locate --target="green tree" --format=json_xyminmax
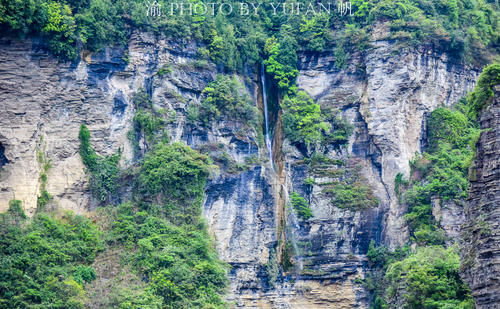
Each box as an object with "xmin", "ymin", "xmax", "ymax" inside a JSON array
[
  {"xmin": 199, "ymin": 74, "xmax": 258, "ymax": 127},
  {"xmin": 281, "ymin": 91, "xmax": 329, "ymax": 144},
  {"xmin": 385, "ymin": 246, "xmax": 474, "ymax": 309},
  {"xmin": 289, "ymin": 192, "xmax": 313, "ymax": 220}
]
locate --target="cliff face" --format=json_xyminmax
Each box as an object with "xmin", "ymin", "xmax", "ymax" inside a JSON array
[
  {"xmin": 0, "ymin": 32, "xmax": 483, "ymax": 308},
  {"xmin": 461, "ymin": 85, "xmax": 500, "ymax": 308}
]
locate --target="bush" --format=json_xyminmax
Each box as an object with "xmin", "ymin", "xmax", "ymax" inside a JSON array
[
  {"xmin": 264, "ymin": 33, "xmax": 299, "ymax": 91},
  {"xmin": 0, "ymin": 211, "xmax": 102, "ymax": 308},
  {"xmin": 138, "ymin": 142, "xmax": 212, "ymax": 224},
  {"xmin": 385, "ymin": 246, "xmax": 474, "ymax": 309},
  {"xmin": 281, "ymin": 91, "xmax": 329, "ymax": 145},
  {"xmin": 427, "ymin": 107, "xmax": 471, "ymax": 152},
  {"xmin": 468, "ymin": 63, "xmax": 500, "ymax": 118},
  {"xmin": 322, "ymin": 111, "xmax": 354, "ymax": 146},
  {"xmin": 131, "ymin": 89, "xmax": 167, "ymax": 147},
  {"xmin": 109, "ymin": 203, "xmax": 228, "ymax": 308},
  {"xmin": 79, "ymin": 124, "xmax": 121, "ymax": 202},
  {"xmin": 289, "ymin": 192, "xmax": 313, "ymax": 220},
  {"xmin": 402, "ymin": 98, "xmax": 479, "ymax": 244},
  {"xmin": 329, "ymin": 182, "xmax": 379, "ymax": 211},
  {"xmin": 7, "ymin": 199, "xmax": 26, "ymax": 220},
  {"xmin": 298, "ymin": 13, "xmax": 332, "ymax": 52},
  {"xmin": 199, "ymin": 74, "xmax": 259, "ymax": 128},
  {"xmin": 322, "ymin": 164, "xmax": 379, "ymax": 211},
  {"xmin": 73, "ymin": 265, "xmax": 97, "ymax": 285}
]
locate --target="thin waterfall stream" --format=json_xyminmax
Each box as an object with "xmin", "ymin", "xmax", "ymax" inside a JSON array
[{"xmin": 260, "ymin": 64, "xmax": 274, "ymax": 169}]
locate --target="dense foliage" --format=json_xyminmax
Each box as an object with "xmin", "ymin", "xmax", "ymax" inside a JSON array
[
  {"xmin": 281, "ymin": 91, "xmax": 329, "ymax": 144},
  {"xmin": 0, "ymin": 204, "xmax": 102, "ymax": 308},
  {"xmin": 197, "ymin": 74, "xmax": 259, "ymax": 128},
  {"xmin": 138, "ymin": 142, "xmax": 212, "ymax": 224},
  {"xmin": 1, "ymin": 0, "xmax": 497, "ymax": 66},
  {"xmin": 289, "ymin": 192, "xmax": 313, "ymax": 220},
  {"xmin": 108, "ymin": 203, "xmax": 228, "ymax": 308},
  {"xmin": 78, "ymin": 127, "xmax": 228, "ymax": 308},
  {"xmin": 79, "ymin": 124, "xmax": 121, "ymax": 202},
  {"xmin": 385, "ymin": 246, "xmax": 474, "ymax": 309},
  {"xmin": 362, "ymin": 66, "xmax": 499, "ymax": 308},
  {"xmin": 403, "ymin": 100, "xmax": 479, "ymax": 245},
  {"xmin": 103, "ymin": 140, "xmax": 227, "ymax": 308},
  {"xmin": 468, "ymin": 62, "xmax": 500, "ymax": 118}
]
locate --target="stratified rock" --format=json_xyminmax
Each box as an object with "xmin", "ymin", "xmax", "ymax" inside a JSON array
[{"xmin": 461, "ymin": 85, "xmax": 500, "ymax": 308}]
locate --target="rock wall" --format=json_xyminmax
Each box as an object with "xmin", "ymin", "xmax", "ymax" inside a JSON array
[
  {"xmin": 0, "ymin": 38, "xmax": 131, "ymax": 215},
  {"xmin": 0, "ymin": 32, "xmax": 483, "ymax": 308},
  {"xmin": 461, "ymin": 85, "xmax": 500, "ymax": 308}
]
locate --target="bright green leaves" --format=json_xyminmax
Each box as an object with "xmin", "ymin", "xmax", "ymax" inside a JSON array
[
  {"xmin": 138, "ymin": 142, "xmax": 212, "ymax": 224},
  {"xmin": 468, "ymin": 63, "xmax": 500, "ymax": 118},
  {"xmin": 289, "ymin": 192, "xmax": 313, "ymax": 220},
  {"xmin": 73, "ymin": 265, "xmax": 97, "ymax": 285},
  {"xmin": 110, "ymin": 203, "xmax": 228, "ymax": 308},
  {"xmin": 40, "ymin": 1, "xmax": 78, "ymax": 59},
  {"xmin": 427, "ymin": 107, "xmax": 472, "ymax": 152},
  {"xmin": 385, "ymin": 246, "xmax": 474, "ymax": 309},
  {"xmin": 41, "ymin": 1, "xmax": 73, "ymax": 33},
  {"xmin": 138, "ymin": 142, "xmax": 211, "ymax": 199},
  {"xmin": 281, "ymin": 91, "xmax": 329, "ymax": 145},
  {"xmin": 79, "ymin": 124, "xmax": 121, "ymax": 202},
  {"xmin": 281, "ymin": 91, "xmax": 354, "ymax": 147},
  {"xmin": 198, "ymin": 74, "xmax": 259, "ymax": 128},
  {"xmin": 264, "ymin": 35, "xmax": 299, "ymax": 91},
  {"xmin": 299, "ymin": 13, "xmax": 332, "ymax": 52},
  {"xmin": 78, "ymin": 124, "xmax": 98, "ymax": 170},
  {"xmin": 75, "ymin": 0, "xmax": 123, "ymax": 51},
  {"xmin": 399, "ymin": 96, "xmax": 480, "ymax": 246},
  {"xmin": 0, "ymin": 211, "xmax": 102, "ymax": 308}
]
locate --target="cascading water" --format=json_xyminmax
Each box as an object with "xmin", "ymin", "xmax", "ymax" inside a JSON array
[{"xmin": 260, "ymin": 64, "xmax": 274, "ymax": 169}]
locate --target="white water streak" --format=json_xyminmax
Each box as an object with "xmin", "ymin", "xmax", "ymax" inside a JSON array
[{"xmin": 261, "ymin": 64, "xmax": 274, "ymax": 168}]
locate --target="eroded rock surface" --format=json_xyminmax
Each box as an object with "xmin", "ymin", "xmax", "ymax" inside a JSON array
[
  {"xmin": 461, "ymin": 86, "xmax": 500, "ymax": 309},
  {"xmin": 0, "ymin": 32, "xmax": 485, "ymax": 309}
]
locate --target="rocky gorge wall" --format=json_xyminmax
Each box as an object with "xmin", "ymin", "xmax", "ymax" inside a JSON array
[
  {"xmin": 461, "ymin": 85, "xmax": 500, "ymax": 309},
  {"xmin": 0, "ymin": 31, "xmax": 486, "ymax": 308}
]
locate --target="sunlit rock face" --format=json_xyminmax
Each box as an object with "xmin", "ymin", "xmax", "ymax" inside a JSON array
[{"xmin": 0, "ymin": 31, "xmax": 484, "ymax": 308}]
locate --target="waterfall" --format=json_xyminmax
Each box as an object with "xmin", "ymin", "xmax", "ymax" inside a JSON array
[{"xmin": 261, "ymin": 64, "xmax": 274, "ymax": 168}]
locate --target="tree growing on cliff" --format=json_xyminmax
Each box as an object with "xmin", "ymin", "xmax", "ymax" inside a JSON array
[{"xmin": 281, "ymin": 91, "xmax": 329, "ymax": 145}]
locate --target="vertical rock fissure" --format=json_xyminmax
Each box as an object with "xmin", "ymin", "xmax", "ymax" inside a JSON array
[{"xmin": 0, "ymin": 142, "xmax": 8, "ymax": 169}]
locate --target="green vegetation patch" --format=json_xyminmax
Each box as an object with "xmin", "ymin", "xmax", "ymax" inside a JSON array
[
  {"xmin": 321, "ymin": 163, "xmax": 379, "ymax": 211},
  {"xmin": 289, "ymin": 192, "xmax": 313, "ymax": 220},
  {"xmin": 281, "ymin": 91, "xmax": 330, "ymax": 145},
  {"xmin": 401, "ymin": 98, "xmax": 479, "ymax": 245},
  {"xmin": 197, "ymin": 74, "xmax": 259, "ymax": 129},
  {"xmin": 0, "ymin": 205, "xmax": 102, "ymax": 308},
  {"xmin": 107, "ymin": 203, "xmax": 228, "ymax": 309},
  {"xmin": 385, "ymin": 246, "xmax": 474, "ymax": 309},
  {"xmin": 79, "ymin": 124, "xmax": 121, "ymax": 203},
  {"xmin": 468, "ymin": 63, "xmax": 500, "ymax": 118}
]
